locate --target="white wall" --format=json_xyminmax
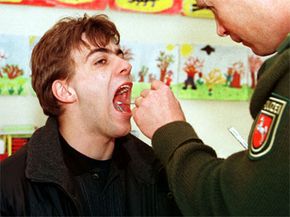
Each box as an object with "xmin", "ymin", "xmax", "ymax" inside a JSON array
[{"xmin": 0, "ymin": 4, "xmax": 252, "ymax": 158}]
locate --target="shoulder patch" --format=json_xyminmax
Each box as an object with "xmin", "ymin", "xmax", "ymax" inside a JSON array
[{"xmin": 249, "ymin": 95, "xmax": 288, "ymax": 159}]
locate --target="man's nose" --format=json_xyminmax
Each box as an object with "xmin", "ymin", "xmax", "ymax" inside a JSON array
[
  {"xmin": 215, "ymin": 19, "xmax": 228, "ymax": 37},
  {"xmin": 118, "ymin": 59, "xmax": 132, "ymax": 75}
]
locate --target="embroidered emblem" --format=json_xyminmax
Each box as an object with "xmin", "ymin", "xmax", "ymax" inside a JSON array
[{"xmin": 249, "ymin": 96, "xmax": 287, "ymax": 159}]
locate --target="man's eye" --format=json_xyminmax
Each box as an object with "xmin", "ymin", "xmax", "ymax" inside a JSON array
[{"xmin": 94, "ymin": 59, "xmax": 107, "ymax": 65}]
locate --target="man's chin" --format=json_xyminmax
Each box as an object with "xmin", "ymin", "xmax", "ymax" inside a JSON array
[
  {"xmin": 251, "ymin": 46, "xmax": 274, "ymax": 57},
  {"xmin": 116, "ymin": 125, "xmax": 132, "ymax": 138}
]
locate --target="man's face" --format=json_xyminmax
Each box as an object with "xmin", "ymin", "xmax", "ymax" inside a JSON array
[
  {"xmin": 68, "ymin": 35, "xmax": 133, "ymax": 139},
  {"xmin": 196, "ymin": 0, "xmax": 278, "ymax": 55}
]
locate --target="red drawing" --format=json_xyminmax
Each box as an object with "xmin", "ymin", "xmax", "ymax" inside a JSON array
[
  {"xmin": 229, "ymin": 61, "xmax": 244, "ymax": 88},
  {"xmin": 156, "ymin": 51, "xmax": 174, "ymax": 82},
  {"xmin": 1, "ymin": 64, "xmax": 24, "ymax": 79},
  {"xmin": 164, "ymin": 70, "xmax": 173, "ymax": 86},
  {"xmin": 182, "ymin": 57, "xmax": 204, "ymax": 90},
  {"xmin": 248, "ymin": 55, "xmax": 263, "ymax": 89}
]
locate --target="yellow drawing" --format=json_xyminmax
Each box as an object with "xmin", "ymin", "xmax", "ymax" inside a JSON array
[
  {"xmin": 29, "ymin": 36, "xmax": 38, "ymax": 47},
  {"xmin": 0, "ymin": 0, "xmax": 22, "ymax": 2},
  {"xmin": 115, "ymin": 0, "xmax": 174, "ymax": 13},
  {"xmin": 180, "ymin": 44, "xmax": 193, "ymax": 57},
  {"xmin": 166, "ymin": 44, "xmax": 175, "ymax": 51},
  {"xmin": 205, "ymin": 68, "xmax": 225, "ymax": 85}
]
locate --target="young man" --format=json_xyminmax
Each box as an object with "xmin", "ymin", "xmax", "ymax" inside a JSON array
[
  {"xmin": 0, "ymin": 14, "xmax": 181, "ymax": 216},
  {"xmin": 133, "ymin": 0, "xmax": 289, "ymax": 216}
]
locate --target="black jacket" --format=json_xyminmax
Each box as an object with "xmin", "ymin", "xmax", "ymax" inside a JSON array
[{"xmin": 0, "ymin": 117, "xmax": 181, "ymax": 216}]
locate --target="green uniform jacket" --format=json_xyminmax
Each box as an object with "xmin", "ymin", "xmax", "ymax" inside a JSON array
[{"xmin": 152, "ymin": 35, "xmax": 290, "ymax": 216}]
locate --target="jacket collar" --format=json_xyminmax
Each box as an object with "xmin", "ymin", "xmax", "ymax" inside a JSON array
[
  {"xmin": 249, "ymin": 36, "xmax": 290, "ymax": 118},
  {"xmin": 25, "ymin": 117, "xmax": 74, "ymax": 193},
  {"xmin": 277, "ymin": 33, "xmax": 290, "ymax": 54},
  {"xmin": 25, "ymin": 117, "xmax": 160, "ymax": 192}
]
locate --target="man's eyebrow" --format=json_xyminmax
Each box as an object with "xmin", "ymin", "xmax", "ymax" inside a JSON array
[
  {"xmin": 116, "ymin": 48, "xmax": 124, "ymax": 56},
  {"xmin": 86, "ymin": 48, "xmax": 111, "ymax": 61},
  {"xmin": 86, "ymin": 47, "xmax": 123, "ymax": 61}
]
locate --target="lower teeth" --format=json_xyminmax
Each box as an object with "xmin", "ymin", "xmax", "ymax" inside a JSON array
[{"xmin": 116, "ymin": 104, "xmax": 124, "ymax": 112}]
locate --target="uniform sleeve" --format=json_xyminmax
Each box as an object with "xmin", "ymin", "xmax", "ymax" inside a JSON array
[{"xmin": 152, "ymin": 121, "xmax": 289, "ymax": 216}]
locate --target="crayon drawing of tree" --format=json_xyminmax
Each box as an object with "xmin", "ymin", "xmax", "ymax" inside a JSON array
[
  {"xmin": 138, "ymin": 65, "xmax": 149, "ymax": 82},
  {"xmin": 156, "ymin": 51, "xmax": 174, "ymax": 82}
]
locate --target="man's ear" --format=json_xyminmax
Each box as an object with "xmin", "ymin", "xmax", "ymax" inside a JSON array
[{"xmin": 52, "ymin": 80, "xmax": 77, "ymax": 103}]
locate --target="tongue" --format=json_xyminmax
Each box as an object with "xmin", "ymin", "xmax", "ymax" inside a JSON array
[{"xmin": 113, "ymin": 93, "xmax": 131, "ymax": 113}]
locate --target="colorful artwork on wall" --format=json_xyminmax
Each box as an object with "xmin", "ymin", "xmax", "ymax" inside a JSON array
[
  {"xmin": 0, "ymin": 0, "xmax": 215, "ymax": 18},
  {"xmin": 0, "ymin": 34, "xmax": 266, "ymax": 100},
  {"xmin": 0, "ymin": 34, "xmax": 31, "ymax": 96},
  {"xmin": 0, "ymin": 0, "xmax": 107, "ymax": 9},
  {"xmin": 0, "ymin": 0, "xmax": 23, "ymax": 3},
  {"xmin": 178, "ymin": 44, "xmax": 253, "ymax": 100},
  {"xmin": 109, "ymin": 0, "xmax": 182, "ymax": 14},
  {"xmin": 0, "ymin": 0, "xmax": 53, "ymax": 7},
  {"xmin": 121, "ymin": 41, "xmax": 179, "ymax": 98},
  {"xmin": 27, "ymin": 35, "xmax": 41, "ymax": 95},
  {"xmin": 48, "ymin": 0, "xmax": 107, "ymax": 9}
]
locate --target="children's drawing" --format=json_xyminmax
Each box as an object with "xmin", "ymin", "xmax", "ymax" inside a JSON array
[
  {"xmin": 182, "ymin": 57, "xmax": 204, "ymax": 90},
  {"xmin": 248, "ymin": 54, "xmax": 263, "ymax": 89},
  {"xmin": 229, "ymin": 61, "xmax": 245, "ymax": 88},
  {"xmin": 205, "ymin": 68, "xmax": 226, "ymax": 96},
  {"xmin": 0, "ymin": 0, "xmax": 53, "ymax": 7},
  {"xmin": 121, "ymin": 41, "xmax": 179, "ymax": 98},
  {"xmin": 0, "ymin": 0, "xmax": 25, "ymax": 4},
  {"xmin": 178, "ymin": 44, "xmax": 252, "ymax": 100},
  {"xmin": 164, "ymin": 70, "xmax": 173, "ymax": 86},
  {"xmin": 138, "ymin": 65, "xmax": 149, "ymax": 82},
  {"xmin": 0, "ymin": 33, "xmax": 268, "ymax": 101},
  {"xmin": 0, "ymin": 0, "xmax": 107, "ymax": 8},
  {"xmin": 51, "ymin": 0, "xmax": 107, "ymax": 9},
  {"xmin": 27, "ymin": 35, "xmax": 41, "ymax": 95},
  {"xmin": 109, "ymin": 0, "xmax": 181, "ymax": 14},
  {"xmin": 181, "ymin": 0, "xmax": 214, "ymax": 19},
  {"xmin": 156, "ymin": 51, "xmax": 174, "ymax": 82},
  {"xmin": 0, "ymin": 35, "xmax": 30, "ymax": 96},
  {"xmin": 201, "ymin": 45, "xmax": 215, "ymax": 55},
  {"xmin": 128, "ymin": 0, "xmax": 158, "ymax": 7}
]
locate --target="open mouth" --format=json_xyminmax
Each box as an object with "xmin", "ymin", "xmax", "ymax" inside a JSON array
[{"xmin": 113, "ymin": 82, "xmax": 133, "ymax": 113}]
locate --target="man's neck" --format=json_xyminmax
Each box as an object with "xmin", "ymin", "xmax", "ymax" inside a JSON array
[{"xmin": 58, "ymin": 117, "xmax": 115, "ymax": 160}]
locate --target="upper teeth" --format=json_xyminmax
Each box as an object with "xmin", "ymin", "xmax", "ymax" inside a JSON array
[{"xmin": 117, "ymin": 84, "xmax": 130, "ymax": 95}]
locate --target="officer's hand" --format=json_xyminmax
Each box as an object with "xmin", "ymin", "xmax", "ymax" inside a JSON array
[{"xmin": 132, "ymin": 80, "xmax": 186, "ymax": 139}]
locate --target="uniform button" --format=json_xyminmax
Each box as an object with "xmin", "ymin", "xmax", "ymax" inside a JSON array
[
  {"xmin": 92, "ymin": 173, "xmax": 100, "ymax": 180},
  {"xmin": 167, "ymin": 192, "xmax": 173, "ymax": 199}
]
